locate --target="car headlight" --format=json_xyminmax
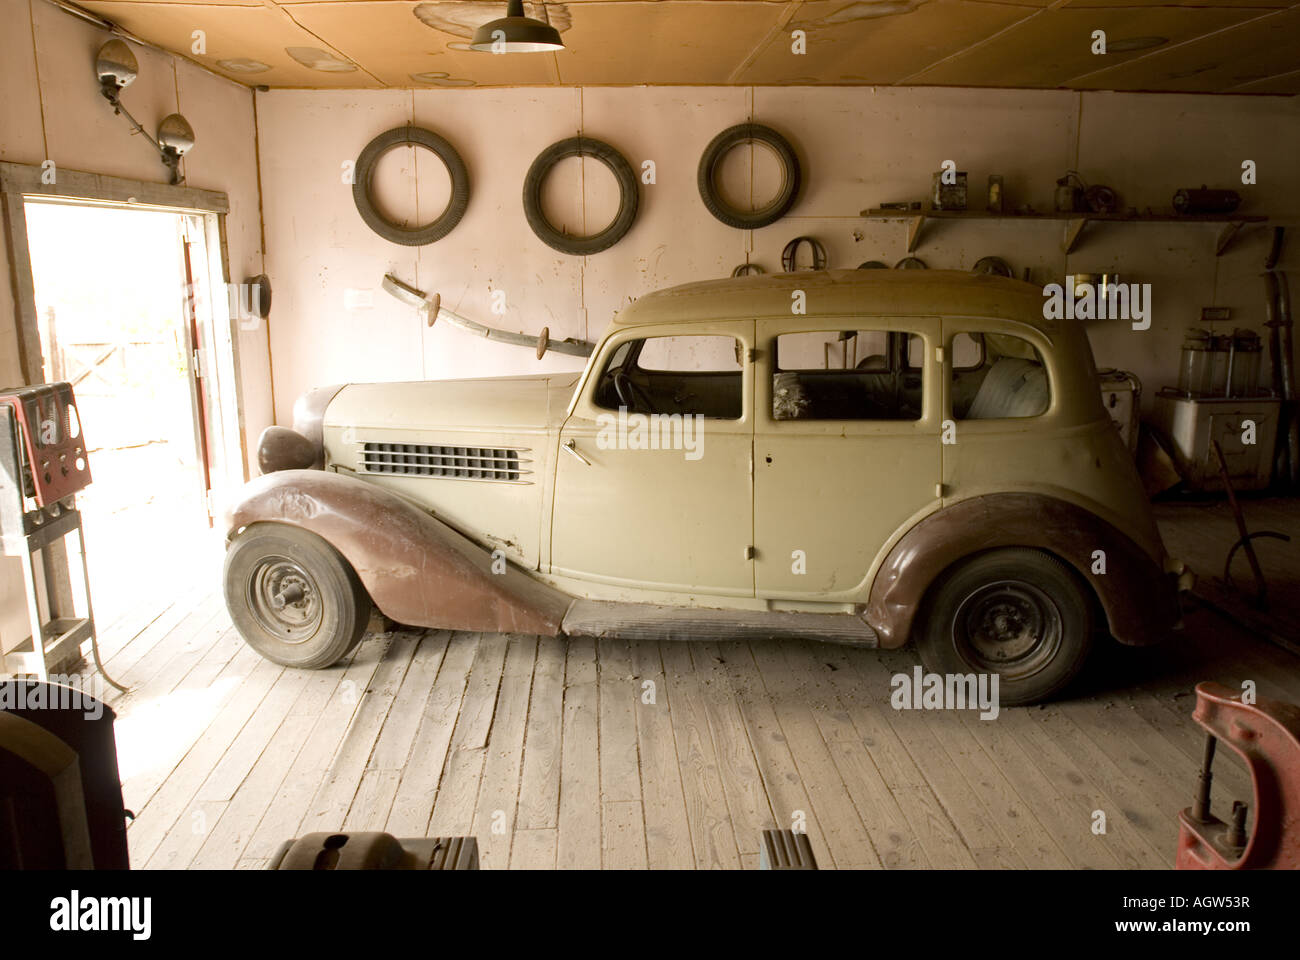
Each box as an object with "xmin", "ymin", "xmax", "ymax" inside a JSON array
[{"xmin": 256, "ymin": 384, "xmax": 344, "ymax": 474}]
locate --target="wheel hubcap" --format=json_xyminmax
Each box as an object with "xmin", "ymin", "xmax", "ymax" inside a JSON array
[
  {"xmin": 248, "ymin": 556, "xmax": 322, "ymax": 643},
  {"xmin": 953, "ymin": 579, "xmax": 1062, "ymax": 680}
]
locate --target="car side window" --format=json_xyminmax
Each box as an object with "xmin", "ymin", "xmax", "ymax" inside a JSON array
[
  {"xmin": 772, "ymin": 329, "xmax": 923, "ymax": 421},
  {"xmin": 952, "ymin": 332, "xmax": 984, "ymax": 370},
  {"xmin": 593, "ymin": 334, "xmax": 743, "ymax": 420},
  {"xmin": 952, "ymin": 333, "xmax": 1049, "ymax": 420}
]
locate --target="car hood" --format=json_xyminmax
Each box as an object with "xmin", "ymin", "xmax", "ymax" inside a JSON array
[{"xmin": 323, "ymin": 372, "xmax": 582, "ymax": 434}]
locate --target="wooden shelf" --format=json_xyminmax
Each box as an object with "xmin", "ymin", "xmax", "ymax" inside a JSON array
[{"xmin": 858, "ymin": 207, "xmax": 1268, "ymax": 257}]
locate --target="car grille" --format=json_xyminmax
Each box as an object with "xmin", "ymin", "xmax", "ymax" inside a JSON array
[{"xmin": 359, "ymin": 442, "xmax": 530, "ymax": 482}]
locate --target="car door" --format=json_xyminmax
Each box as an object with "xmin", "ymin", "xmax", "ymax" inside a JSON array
[
  {"xmin": 754, "ymin": 317, "xmax": 942, "ymax": 601},
  {"xmin": 939, "ymin": 320, "xmax": 1055, "ymax": 502},
  {"xmin": 550, "ymin": 321, "xmax": 756, "ymax": 597}
]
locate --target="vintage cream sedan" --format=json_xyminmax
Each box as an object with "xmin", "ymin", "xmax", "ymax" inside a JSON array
[{"xmin": 225, "ymin": 270, "xmax": 1189, "ymax": 706}]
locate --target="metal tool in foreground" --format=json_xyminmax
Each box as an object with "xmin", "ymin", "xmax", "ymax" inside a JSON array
[{"xmin": 1176, "ymin": 681, "xmax": 1300, "ymax": 870}]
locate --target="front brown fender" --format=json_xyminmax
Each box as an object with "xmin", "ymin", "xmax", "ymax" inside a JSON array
[
  {"xmin": 226, "ymin": 470, "xmax": 572, "ymax": 635},
  {"xmin": 865, "ymin": 493, "xmax": 1181, "ymax": 649}
]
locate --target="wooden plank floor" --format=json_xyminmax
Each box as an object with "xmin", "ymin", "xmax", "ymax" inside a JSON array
[{"xmin": 91, "ymin": 505, "xmax": 1299, "ymax": 870}]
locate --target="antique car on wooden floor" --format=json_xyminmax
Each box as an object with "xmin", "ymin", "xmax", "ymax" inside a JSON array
[{"xmin": 224, "ymin": 270, "xmax": 1190, "ymax": 706}]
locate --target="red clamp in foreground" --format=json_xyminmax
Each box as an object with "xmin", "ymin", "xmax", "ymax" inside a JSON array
[{"xmin": 1176, "ymin": 680, "xmax": 1300, "ymax": 869}]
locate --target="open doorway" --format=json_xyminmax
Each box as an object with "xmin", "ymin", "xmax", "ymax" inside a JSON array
[{"xmin": 23, "ymin": 199, "xmax": 231, "ymax": 637}]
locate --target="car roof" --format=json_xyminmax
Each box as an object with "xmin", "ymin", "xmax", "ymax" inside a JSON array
[{"xmin": 611, "ymin": 269, "xmax": 1056, "ymax": 337}]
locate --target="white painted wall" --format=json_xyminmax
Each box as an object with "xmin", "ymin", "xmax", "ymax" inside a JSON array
[
  {"xmin": 256, "ymin": 85, "xmax": 1300, "ymax": 429},
  {"xmin": 0, "ymin": 0, "xmax": 268, "ymax": 655}
]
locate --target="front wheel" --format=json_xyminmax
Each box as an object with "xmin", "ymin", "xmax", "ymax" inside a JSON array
[
  {"xmin": 224, "ymin": 523, "xmax": 371, "ymax": 669},
  {"xmin": 915, "ymin": 548, "xmax": 1093, "ymax": 707}
]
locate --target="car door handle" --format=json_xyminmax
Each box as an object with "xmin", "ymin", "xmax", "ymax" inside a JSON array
[{"xmin": 562, "ymin": 439, "xmax": 592, "ymax": 466}]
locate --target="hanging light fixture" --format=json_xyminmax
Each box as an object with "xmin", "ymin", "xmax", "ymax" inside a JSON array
[{"xmin": 469, "ymin": 0, "xmax": 564, "ymax": 53}]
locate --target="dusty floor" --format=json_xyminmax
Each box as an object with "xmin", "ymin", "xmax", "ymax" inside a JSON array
[
  {"xmin": 82, "ymin": 501, "xmax": 1299, "ymax": 870},
  {"xmin": 1154, "ymin": 495, "xmax": 1300, "ymax": 651}
]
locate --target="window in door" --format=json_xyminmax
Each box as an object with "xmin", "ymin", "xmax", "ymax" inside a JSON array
[
  {"xmin": 592, "ymin": 333, "xmax": 743, "ymax": 420},
  {"xmin": 772, "ymin": 329, "xmax": 924, "ymax": 421}
]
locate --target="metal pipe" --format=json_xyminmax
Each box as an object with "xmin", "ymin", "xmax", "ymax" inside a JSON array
[
  {"xmin": 1225, "ymin": 335, "xmax": 1236, "ymax": 398},
  {"xmin": 1277, "ymin": 270, "xmax": 1298, "ymax": 488},
  {"xmin": 1192, "ymin": 732, "xmax": 1216, "ymax": 822},
  {"xmin": 1266, "ymin": 270, "xmax": 1284, "ymax": 394},
  {"xmin": 42, "ymin": 0, "xmax": 247, "ymax": 90},
  {"xmin": 1266, "ymin": 225, "xmax": 1285, "ymax": 271},
  {"xmin": 1280, "ymin": 271, "xmax": 1296, "ymax": 405},
  {"xmin": 43, "ymin": 0, "xmax": 113, "ymax": 30},
  {"xmin": 101, "ymin": 90, "xmax": 169, "ymax": 165}
]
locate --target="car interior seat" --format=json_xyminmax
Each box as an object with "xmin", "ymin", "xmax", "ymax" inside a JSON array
[{"xmin": 965, "ymin": 357, "xmax": 1049, "ymax": 419}]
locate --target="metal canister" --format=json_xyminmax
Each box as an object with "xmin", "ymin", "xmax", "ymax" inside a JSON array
[
  {"xmin": 932, "ymin": 170, "xmax": 968, "ymax": 211},
  {"xmin": 1227, "ymin": 328, "xmax": 1263, "ymax": 397},
  {"xmin": 1055, "ymin": 178, "xmax": 1081, "ymax": 213},
  {"xmin": 1178, "ymin": 328, "xmax": 1218, "ymax": 396},
  {"xmin": 986, "ymin": 175, "xmax": 1005, "ymax": 213},
  {"xmin": 1172, "ymin": 187, "xmax": 1242, "ymax": 216}
]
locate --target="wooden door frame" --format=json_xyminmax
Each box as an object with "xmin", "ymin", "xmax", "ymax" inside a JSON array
[{"xmin": 0, "ymin": 161, "xmax": 248, "ymax": 483}]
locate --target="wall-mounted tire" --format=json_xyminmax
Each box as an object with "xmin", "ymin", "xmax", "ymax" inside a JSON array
[
  {"xmin": 224, "ymin": 522, "xmax": 371, "ymax": 670},
  {"xmin": 352, "ymin": 125, "xmax": 470, "ymax": 246},
  {"xmin": 523, "ymin": 136, "xmax": 639, "ymax": 256},
  {"xmin": 697, "ymin": 123, "xmax": 801, "ymax": 230}
]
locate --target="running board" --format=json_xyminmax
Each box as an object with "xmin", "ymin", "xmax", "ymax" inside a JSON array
[{"xmin": 561, "ymin": 600, "xmax": 878, "ymax": 646}]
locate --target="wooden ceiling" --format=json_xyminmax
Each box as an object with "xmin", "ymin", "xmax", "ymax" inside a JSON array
[{"xmin": 74, "ymin": 0, "xmax": 1300, "ymax": 93}]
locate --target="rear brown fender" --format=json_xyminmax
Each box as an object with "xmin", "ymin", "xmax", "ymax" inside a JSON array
[
  {"xmin": 865, "ymin": 493, "xmax": 1180, "ymax": 649},
  {"xmin": 226, "ymin": 470, "xmax": 572, "ymax": 635}
]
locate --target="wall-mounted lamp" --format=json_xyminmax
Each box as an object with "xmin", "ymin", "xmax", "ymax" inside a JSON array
[
  {"xmin": 469, "ymin": 0, "xmax": 564, "ymax": 53},
  {"xmin": 95, "ymin": 39, "xmax": 196, "ymax": 185},
  {"xmin": 96, "ymin": 38, "xmax": 138, "ymax": 98},
  {"xmin": 156, "ymin": 114, "xmax": 196, "ymax": 183}
]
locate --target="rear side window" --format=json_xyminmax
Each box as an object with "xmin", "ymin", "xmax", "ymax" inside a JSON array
[
  {"xmin": 772, "ymin": 329, "xmax": 923, "ymax": 421},
  {"xmin": 952, "ymin": 333, "xmax": 1049, "ymax": 420}
]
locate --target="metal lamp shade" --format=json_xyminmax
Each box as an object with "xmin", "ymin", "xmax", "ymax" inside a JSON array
[
  {"xmin": 95, "ymin": 39, "xmax": 138, "ymax": 92},
  {"xmin": 158, "ymin": 114, "xmax": 196, "ymax": 155},
  {"xmin": 469, "ymin": 0, "xmax": 564, "ymax": 52}
]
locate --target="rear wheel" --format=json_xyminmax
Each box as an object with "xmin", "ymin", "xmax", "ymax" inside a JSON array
[
  {"xmin": 224, "ymin": 523, "xmax": 371, "ymax": 669},
  {"xmin": 915, "ymin": 548, "xmax": 1093, "ymax": 706}
]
